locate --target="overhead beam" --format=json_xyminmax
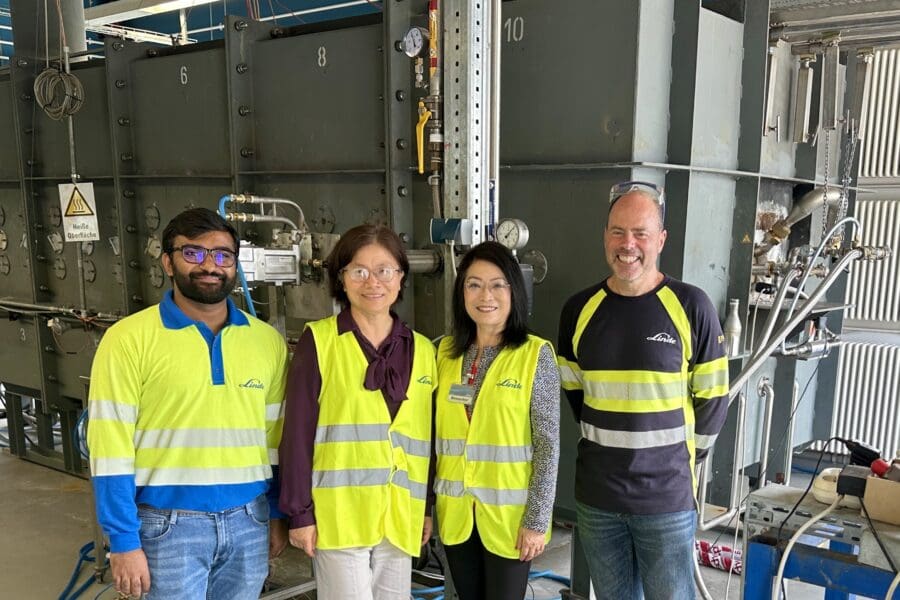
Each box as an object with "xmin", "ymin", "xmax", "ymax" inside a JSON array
[{"xmin": 84, "ymin": 0, "xmax": 218, "ymax": 26}]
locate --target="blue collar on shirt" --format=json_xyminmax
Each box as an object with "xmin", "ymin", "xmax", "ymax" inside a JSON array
[{"xmin": 159, "ymin": 289, "xmax": 249, "ymax": 330}]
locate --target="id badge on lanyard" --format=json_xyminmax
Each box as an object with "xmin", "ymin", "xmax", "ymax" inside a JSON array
[{"xmin": 448, "ymin": 383, "xmax": 475, "ymax": 406}]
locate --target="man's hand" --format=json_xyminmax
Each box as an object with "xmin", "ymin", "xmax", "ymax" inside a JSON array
[
  {"xmin": 110, "ymin": 548, "xmax": 151, "ymax": 597},
  {"xmin": 269, "ymin": 518, "xmax": 289, "ymax": 559},
  {"xmin": 515, "ymin": 527, "xmax": 546, "ymax": 562},
  {"xmin": 288, "ymin": 525, "xmax": 317, "ymax": 558},
  {"xmin": 421, "ymin": 515, "xmax": 433, "ymax": 546}
]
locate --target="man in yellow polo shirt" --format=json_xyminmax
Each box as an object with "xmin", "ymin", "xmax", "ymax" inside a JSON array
[{"xmin": 87, "ymin": 208, "xmax": 288, "ymax": 599}]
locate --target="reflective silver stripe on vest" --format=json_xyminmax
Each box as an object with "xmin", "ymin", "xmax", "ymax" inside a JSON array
[
  {"xmin": 434, "ymin": 478, "xmax": 465, "ymax": 497},
  {"xmin": 312, "ymin": 468, "xmax": 391, "ymax": 488},
  {"xmin": 91, "ymin": 457, "xmax": 135, "ymax": 477},
  {"xmin": 391, "ymin": 469, "xmax": 428, "ymax": 500},
  {"xmin": 133, "ymin": 428, "xmax": 265, "ymax": 449},
  {"xmin": 583, "ymin": 379, "xmax": 686, "ymax": 400},
  {"xmin": 468, "ymin": 487, "xmax": 528, "ymax": 506},
  {"xmin": 135, "ymin": 464, "xmax": 271, "ymax": 486},
  {"xmin": 580, "ymin": 422, "xmax": 687, "ymax": 449},
  {"xmin": 694, "ymin": 433, "xmax": 718, "ymax": 451},
  {"xmin": 466, "ymin": 444, "xmax": 533, "ymax": 463},
  {"xmin": 89, "ymin": 399, "xmax": 137, "ymax": 423},
  {"xmin": 314, "ymin": 423, "xmax": 390, "ymax": 444},
  {"xmin": 390, "ymin": 431, "xmax": 431, "ymax": 458},
  {"xmin": 434, "ymin": 479, "xmax": 527, "ymax": 506},
  {"xmin": 437, "ymin": 438, "xmax": 466, "ymax": 457}
]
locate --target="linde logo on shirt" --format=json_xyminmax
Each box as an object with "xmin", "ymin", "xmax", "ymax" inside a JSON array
[
  {"xmin": 646, "ymin": 332, "xmax": 677, "ymax": 345},
  {"xmin": 417, "ymin": 375, "xmax": 433, "ymax": 385},
  {"xmin": 239, "ymin": 378, "xmax": 265, "ymax": 389},
  {"xmin": 496, "ymin": 378, "xmax": 523, "ymax": 389}
]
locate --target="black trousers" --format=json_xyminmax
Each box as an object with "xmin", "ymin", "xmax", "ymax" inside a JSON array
[{"xmin": 442, "ymin": 522, "xmax": 532, "ymax": 600}]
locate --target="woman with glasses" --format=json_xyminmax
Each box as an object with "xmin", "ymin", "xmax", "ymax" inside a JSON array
[
  {"xmin": 434, "ymin": 241, "xmax": 560, "ymax": 600},
  {"xmin": 278, "ymin": 224, "xmax": 436, "ymax": 600}
]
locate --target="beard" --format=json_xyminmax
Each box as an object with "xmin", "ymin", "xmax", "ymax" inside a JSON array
[{"xmin": 172, "ymin": 268, "xmax": 237, "ymax": 304}]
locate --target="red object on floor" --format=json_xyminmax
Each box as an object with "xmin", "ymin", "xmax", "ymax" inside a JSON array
[{"xmin": 695, "ymin": 539, "xmax": 743, "ymax": 575}]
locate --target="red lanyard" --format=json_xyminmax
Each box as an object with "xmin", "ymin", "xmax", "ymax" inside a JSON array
[{"xmin": 466, "ymin": 361, "xmax": 478, "ymax": 386}]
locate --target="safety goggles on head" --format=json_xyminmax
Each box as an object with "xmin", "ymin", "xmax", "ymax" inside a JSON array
[
  {"xmin": 609, "ymin": 180, "xmax": 666, "ymax": 223},
  {"xmin": 171, "ymin": 244, "xmax": 237, "ymax": 268}
]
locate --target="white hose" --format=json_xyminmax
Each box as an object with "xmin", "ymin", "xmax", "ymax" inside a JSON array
[
  {"xmin": 772, "ymin": 495, "xmax": 843, "ymax": 600},
  {"xmin": 886, "ymin": 570, "xmax": 900, "ymax": 600}
]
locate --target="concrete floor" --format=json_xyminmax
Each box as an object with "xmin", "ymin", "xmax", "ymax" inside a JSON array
[{"xmin": 0, "ymin": 449, "xmax": 840, "ymax": 599}]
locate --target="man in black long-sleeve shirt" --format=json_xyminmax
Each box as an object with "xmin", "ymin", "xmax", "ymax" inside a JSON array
[{"xmin": 558, "ymin": 182, "xmax": 729, "ymax": 600}]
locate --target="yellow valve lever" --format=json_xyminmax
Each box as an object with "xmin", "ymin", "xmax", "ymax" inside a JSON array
[{"xmin": 416, "ymin": 101, "xmax": 432, "ymax": 175}]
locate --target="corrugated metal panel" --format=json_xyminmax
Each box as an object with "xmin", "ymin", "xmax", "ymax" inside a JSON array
[
  {"xmin": 861, "ymin": 49, "xmax": 900, "ymax": 178},
  {"xmin": 832, "ymin": 343, "xmax": 900, "ymax": 458},
  {"xmin": 845, "ymin": 198, "xmax": 900, "ymax": 327}
]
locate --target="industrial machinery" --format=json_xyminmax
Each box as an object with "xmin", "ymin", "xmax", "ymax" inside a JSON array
[{"xmin": 1, "ymin": 1, "xmax": 899, "ymax": 599}]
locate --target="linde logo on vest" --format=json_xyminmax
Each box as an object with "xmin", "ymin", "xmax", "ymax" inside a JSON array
[
  {"xmin": 496, "ymin": 378, "xmax": 523, "ymax": 389},
  {"xmin": 646, "ymin": 332, "xmax": 677, "ymax": 345},
  {"xmin": 239, "ymin": 378, "xmax": 265, "ymax": 389},
  {"xmin": 417, "ymin": 375, "xmax": 433, "ymax": 385}
]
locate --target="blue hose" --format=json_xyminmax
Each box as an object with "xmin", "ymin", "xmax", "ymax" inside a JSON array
[
  {"xmin": 217, "ymin": 195, "xmax": 256, "ymax": 317},
  {"xmin": 529, "ymin": 569, "xmax": 571, "ymax": 586},
  {"xmin": 58, "ymin": 541, "xmax": 97, "ymax": 600}
]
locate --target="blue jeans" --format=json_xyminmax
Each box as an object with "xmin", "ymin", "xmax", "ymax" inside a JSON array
[
  {"xmin": 576, "ymin": 501, "xmax": 696, "ymax": 600},
  {"xmin": 138, "ymin": 494, "xmax": 270, "ymax": 600}
]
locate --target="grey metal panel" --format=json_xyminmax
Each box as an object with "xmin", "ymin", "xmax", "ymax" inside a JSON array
[
  {"xmin": 0, "ymin": 187, "xmax": 30, "ymax": 298},
  {"xmin": 693, "ymin": 10, "xmax": 743, "ymax": 170},
  {"xmin": 129, "ymin": 48, "xmax": 230, "ymax": 175},
  {"xmin": 633, "ymin": 0, "xmax": 675, "ymax": 163},
  {"xmin": 252, "ymin": 25, "xmax": 385, "ymax": 171},
  {"xmin": 0, "ymin": 79, "xmax": 17, "ymax": 180},
  {"xmin": 0, "ymin": 318, "xmax": 41, "ymax": 391},
  {"xmin": 499, "ymin": 0, "xmax": 638, "ymax": 163},
  {"xmin": 23, "ymin": 63, "xmax": 113, "ymax": 180}
]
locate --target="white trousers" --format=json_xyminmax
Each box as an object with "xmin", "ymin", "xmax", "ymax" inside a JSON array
[{"xmin": 314, "ymin": 538, "xmax": 411, "ymax": 600}]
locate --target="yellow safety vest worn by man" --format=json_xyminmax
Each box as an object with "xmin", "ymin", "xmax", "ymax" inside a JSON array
[
  {"xmin": 308, "ymin": 316, "xmax": 435, "ymax": 557},
  {"xmin": 434, "ymin": 334, "xmax": 552, "ymax": 559}
]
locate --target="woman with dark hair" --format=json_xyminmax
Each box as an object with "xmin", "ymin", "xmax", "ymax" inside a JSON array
[
  {"xmin": 278, "ymin": 224, "xmax": 436, "ymax": 600},
  {"xmin": 434, "ymin": 241, "xmax": 560, "ymax": 600}
]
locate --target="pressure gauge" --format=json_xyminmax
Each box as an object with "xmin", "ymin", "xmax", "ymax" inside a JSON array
[
  {"xmin": 145, "ymin": 235, "xmax": 163, "ymax": 259},
  {"xmin": 0, "ymin": 229, "xmax": 7, "ymax": 251},
  {"xmin": 83, "ymin": 260, "xmax": 96, "ymax": 283},
  {"xmin": 401, "ymin": 26, "xmax": 429, "ymax": 58},
  {"xmin": 496, "ymin": 218, "xmax": 530, "ymax": 251}
]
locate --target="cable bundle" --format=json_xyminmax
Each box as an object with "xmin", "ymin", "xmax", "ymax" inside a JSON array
[{"xmin": 34, "ymin": 67, "xmax": 84, "ymax": 120}]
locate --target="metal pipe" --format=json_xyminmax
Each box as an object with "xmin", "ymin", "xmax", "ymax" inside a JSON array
[
  {"xmin": 0, "ymin": 299, "xmax": 118, "ymax": 321},
  {"xmin": 61, "ymin": 44, "xmax": 87, "ymax": 314},
  {"xmin": 488, "ymin": 0, "xmax": 502, "ymax": 236},
  {"xmin": 178, "ymin": 8, "xmax": 188, "ymax": 45},
  {"xmin": 757, "ymin": 378, "xmax": 774, "ymax": 489},
  {"xmin": 224, "ymin": 212, "xmax": 297, "ymax": 231},
  {"xmin": 730, "ymin": 248, "xmax": 863, "ymax": 399},
  {"xmin": 699, "ymin": 391, "xmax": 747, "ymax": 531},
  {"xmin": 407, "ymin": 249, "xmax": 442, "ymax": 274},
  {"xmin": 230, "ymin": 195, "xmax": 307, "ymax": 229},
  {"xmin": 754, "ymin": 188, "xmax": 843, "ymax": 257},
  {"xmin": 783, "ymin": 216, "xmax": 861, "ymax": 328},
  {"xmin": 753, "ymin": 266, "xmax": 803, "ymax": 355},
  {"xmin": 783, "ymin": 379, "xmax": 800, "ymax": 485},
  {"xmin": 258, "ymin": 1, "xmax": 376, "ymax": 23}
]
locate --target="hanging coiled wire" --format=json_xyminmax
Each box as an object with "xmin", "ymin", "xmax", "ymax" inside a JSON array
[{"xmin": 33, "ymin": 67, "xmax": 84, "ymax": 120}]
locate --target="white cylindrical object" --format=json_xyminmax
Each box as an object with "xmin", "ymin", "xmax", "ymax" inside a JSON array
[{"xmin": 723, "ymin": 298, "xmax": 742, "ymax": 357}]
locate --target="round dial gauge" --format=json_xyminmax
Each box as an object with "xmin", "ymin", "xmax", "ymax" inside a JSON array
[
  {"xmin": 81, "ymin": 240, "xmax": 95, "ymax": 256},
  {"xmin": 145, "ymin": 235, "xmax": 163, "ymax": 259},
  {"xmin": 149, "ymin": 263, "xmax": 165, "ymax": 288},
  {"xmin": 0, "ymin": 229, "xmax": 7, "ymax": 251},
  {"xmin": 145, "ymin": 206, "xmax": 161, "ymax": 231},
  {"xmin": 522, "ymin": 249, "xmax": 548, "ymax": 284},
  {"xmin": 54, "ymin": 257, "xmax": 67, "ymax": 280},
  {"xmin": 496, "ymin": 218, "xmax": 529, "ymax": 251},
  {"xmin": 401, "ymin": 26, "xmax": 429, "ymax": 58},
  {"xmin": 83, "ymin": 260, "xmax": 96, "ymax": 283}
]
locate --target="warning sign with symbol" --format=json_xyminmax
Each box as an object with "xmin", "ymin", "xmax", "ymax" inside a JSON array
[{"xmin": 58, "ymin": 182, "xmax": 100, "ymax": 242}]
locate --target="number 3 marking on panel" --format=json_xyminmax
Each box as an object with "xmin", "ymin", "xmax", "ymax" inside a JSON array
[
  {"xmin": 180, "ymin": 66, "xmax": 188, "ymax": 85},
  {"xmin": 317, "ymin": 46, "xmax": 327, "ymax": 68}
]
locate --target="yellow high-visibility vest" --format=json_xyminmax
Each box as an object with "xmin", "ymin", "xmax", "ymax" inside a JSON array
[
  {"xmin": 309, "ymin": 316, "xmax": 436, "ymax": 557},
  {"xmin": 434, "ymin": 335, "xmax": 552, "ymax": 559}
]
